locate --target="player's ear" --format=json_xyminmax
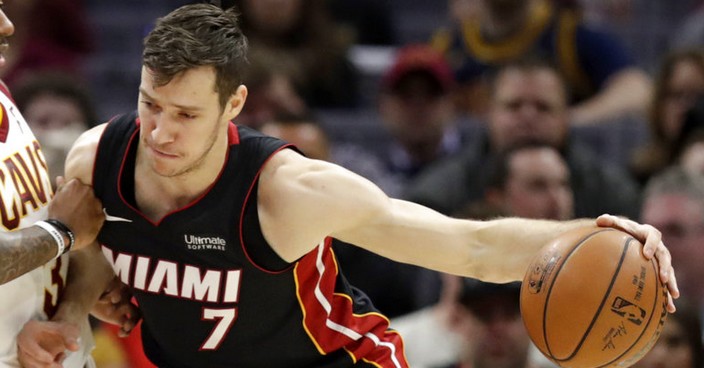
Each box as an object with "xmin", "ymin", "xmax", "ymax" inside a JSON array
[{"xmin": 223, "ymin": 85, "xmax": 247, "ymax": 121}]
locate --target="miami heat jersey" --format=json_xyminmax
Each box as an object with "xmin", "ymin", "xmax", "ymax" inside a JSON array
[
  {"xmin": 0, "ymin": 85, "xmax": 93, "ymax": 368},
  {"xmin": 93, "ymin": 112, "xmax": 408, "ymax": 368}
]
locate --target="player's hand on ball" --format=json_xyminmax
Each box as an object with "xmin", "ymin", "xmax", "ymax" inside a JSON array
[{"xmin": 597, "ymin": 214, "xmax": 680, "ymax": 312}]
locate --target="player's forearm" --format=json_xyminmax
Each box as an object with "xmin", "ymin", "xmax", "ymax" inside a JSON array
[
  {"xmin": 0, "ymin": 227, "xmax": 60, "ymax": 285},
  {"xmin": 336, "ymin": 198, "xmax": 595, "ymax": 282},
  {"xmin": 52, "ymin": 245, "xmax": 114, "ymax": 325},
  {"xmin": 468, "ymin": 217, "xmax": 595, "ymax": 282}
]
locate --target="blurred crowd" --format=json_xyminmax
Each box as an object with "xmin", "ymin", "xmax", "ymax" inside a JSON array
[{"xmin": 17, "ymin": 0, "xmax": 704, "ymax": 367}]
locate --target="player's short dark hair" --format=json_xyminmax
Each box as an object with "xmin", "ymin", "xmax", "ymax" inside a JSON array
[{"xmin": 143, "ymin": 3, "xmax": 248, "ymax": 110}]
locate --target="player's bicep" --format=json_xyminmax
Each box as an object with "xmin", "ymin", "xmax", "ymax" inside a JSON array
[{"xmin": 258, "ymin": 151, "xmax": 390, "ymax": 261}]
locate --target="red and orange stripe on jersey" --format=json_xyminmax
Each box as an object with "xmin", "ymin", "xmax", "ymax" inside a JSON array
[{"xmin": 295, "ymin": 237, "xmax": 407, "ymax": 367}]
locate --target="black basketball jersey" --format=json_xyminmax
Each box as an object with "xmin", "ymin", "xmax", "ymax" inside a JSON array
[{"xmin": 92, "ymin": 112, "xmax": 408, "ymax": 368}]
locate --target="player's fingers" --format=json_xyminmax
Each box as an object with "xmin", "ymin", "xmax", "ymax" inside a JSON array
[
  {"xmin": 641, "ymin": 224, "xmax": 664, "ymax": 259},
  {"xmin": 667, "ymin": 292, "xmax": 676, "ymax": 314},
  {"xmin": 596, "ymin": 214, "xmax": 640, "ymax": 239},
  {"xmin": 101, "ymin": 288, "xmax": 122, "ymax": 304},
  {"xmin": 653, "ymin": 245, "xmax": 672, "ymax": 282},
  {"xmin": 17, "ymin": 345, "xmax": 55, "ymax": 365},
  {"xmin": 118, "ymin": 326, "xmax": 132, "ymax": 338},
  {"xmin": 17, "ymin": 341, "xmax": 57, "ymax": 368},
  {"xmin": 665, "ymin": 269, "xmax": 681, "ymax": 301},
  {"xmin": 100, "ymin": 278, "xmax": 127, "ymax": 304},
  {"xmin": 55, "ymin": 176, "xmax": 65, "ymax": 189},
  {"xmin": 116, "ymin": 305, "xmax": 142, "ymax": 337},
  {"xmin": 597, "ymin": 214, "xmax": 662, "ymax": 258},
  {"xmin": 56, "ymin": 351, "xmax": 67, "ymax": 364},
  {"xmin": 57, "ymin": 324, "xmax": 80, "ymax": 352},
  {"xmin": 595, "ymin": 213, "xmax": 617, "ymax": 227},
  {"xmin": 17, "ymin": 355, "xmax": 62, "ymax": 368}
]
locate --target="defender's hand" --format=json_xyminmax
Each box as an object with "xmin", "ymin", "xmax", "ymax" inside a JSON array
[
  {"xmin": 17, "ymin": 319, "xmax": 80, "ymax": 368},
  {"xmin": 49, "ymin": 177, "xmax": 105, "ymax": 251}
]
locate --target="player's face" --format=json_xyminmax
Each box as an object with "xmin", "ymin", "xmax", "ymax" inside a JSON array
[
  {"xmin": 137, "ymin": 66, "xmax": 246, "ymax": 178},
  {"xmin": 0, "ymin": 2, "xmax": 15, "ymax": 68}
]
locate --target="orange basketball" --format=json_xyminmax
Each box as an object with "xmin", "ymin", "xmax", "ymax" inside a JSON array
[{"xmin": 520, "ymin": 226, "xmax": 668, "ymax": 368}]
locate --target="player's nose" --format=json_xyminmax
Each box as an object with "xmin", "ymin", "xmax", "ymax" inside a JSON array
[{"xmin": 0, "ymin": 10, "xmax": 14, "ymax": 38}]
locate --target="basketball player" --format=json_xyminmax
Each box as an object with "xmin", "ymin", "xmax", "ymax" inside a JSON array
[
  {"xmin": 17, "ymin": 4, "xmax": 679, "ymax": 368},
  {"xmin": 0, "ymin": 1, "xmax": 106, "ymax": 367}
]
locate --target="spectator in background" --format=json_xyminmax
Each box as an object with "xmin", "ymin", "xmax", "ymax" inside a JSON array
[
  {"xmin": 630, "ymin": 50, "xmax": 704, "ymax": 186},
  {"xmin": 432, "ymin": 0, "xmax": 652, "ymax": 126},
  {"xmin": 13, "ymin": 72, "xmax": 97, "ymax": 182},
  {"xmin": 259, "ymin": 112, "xmax": 395, "ymax": 188},
  {"xmin": 327, "ymin": 0, "xmax": 396, "ymax": 46},
  {"xmin": 632, "ymin": 300, "xmax": 703, "ymax": 368},
  {"xmin": 1, "ymin": 0, "xmax": 93, "ymax": 88},
  {"xmin": 238, "ymin": 55, "xmax": 307, "ymax": 130},
  {"xmin": 233, "ymin": 0, "xmax": 359, "ymax": 108},
  {"xmin": 377, "ymin": 44, "xmax": 470, "ymax": 193},
  {"xmin": 406, "ymin": 59, "xmax": 641, "ymax": 219},
  {"xmin": 673, "ymin": 98, "xmax": 704, "ymax": 176},
  {"xmin": 259, "ymin": 113, "xmax": 330, "ymax": 160},
  {"xmin": 679, "ymin": 137, "xmax": 704, "ymax": 177},
  {"xmin": 460, "ymin": 142, "xmax": 574, "ymax": 221},
  {"xmin": 443, "ymin": 279, "xmax": 535, "ymax": 368},
  {"xmin": 670, "ymin": 1, "xmax": 704, "ymax": 52},
  {"xmin": 640, "ymin": 166, "xmax": 704, "ymax": 309}
]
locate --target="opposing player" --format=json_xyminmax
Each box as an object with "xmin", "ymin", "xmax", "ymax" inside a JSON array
[
  {"xmin": 0, "ymin": 1, "xmax": 106, "ymax": 367},
  {"xmin": 17, "ymin": 4, "xmax": 678, "ymax": 368}
]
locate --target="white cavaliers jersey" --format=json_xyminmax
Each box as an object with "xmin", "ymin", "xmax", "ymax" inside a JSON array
[{"xmin": 0, "ymin": 86, "xmax": 94, "ymax": 368}]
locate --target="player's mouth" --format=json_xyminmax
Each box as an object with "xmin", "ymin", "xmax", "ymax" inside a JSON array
[{"xmin": 150, "ymin": 146, "xmax": 178, "ymax": 159}]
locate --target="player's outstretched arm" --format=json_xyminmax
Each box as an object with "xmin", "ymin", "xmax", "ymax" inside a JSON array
[
  {"xmin": 0, "ymin": 178, "xmax": 104, "ymax": 285},
  {"xmin": 259, "ymin": 150, "xmax": 678, "ymax": 311}
]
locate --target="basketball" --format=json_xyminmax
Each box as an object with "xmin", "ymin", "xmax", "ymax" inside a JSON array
[{"xmin": 520, "ymin": 226, "xmax": 668, "ymax": 368}]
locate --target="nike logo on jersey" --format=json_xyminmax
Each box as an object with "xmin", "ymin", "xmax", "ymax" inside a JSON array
[{"xmin": 103, "ymin": 209, "xmax": 133, "ymax": 223}]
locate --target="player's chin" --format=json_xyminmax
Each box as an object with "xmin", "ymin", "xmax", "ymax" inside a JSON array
[{"xmin": 150, "ymin": 163, "xmax": 180, "ymax": 178}]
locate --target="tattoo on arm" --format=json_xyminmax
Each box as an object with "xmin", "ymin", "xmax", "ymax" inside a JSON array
[{"xmin": 0, "ymin": 226, "xmax": 57, "ymax": 285}]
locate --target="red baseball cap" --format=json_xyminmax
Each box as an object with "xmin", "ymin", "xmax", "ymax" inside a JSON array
[{"xmin": 381, "ymin": 44, "xmax": 455, "ymax": 93}]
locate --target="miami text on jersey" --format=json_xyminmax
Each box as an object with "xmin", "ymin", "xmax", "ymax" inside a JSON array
[{"xmin": 101, "ymin": 245, "xmax": 242, "ymax": 304}]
